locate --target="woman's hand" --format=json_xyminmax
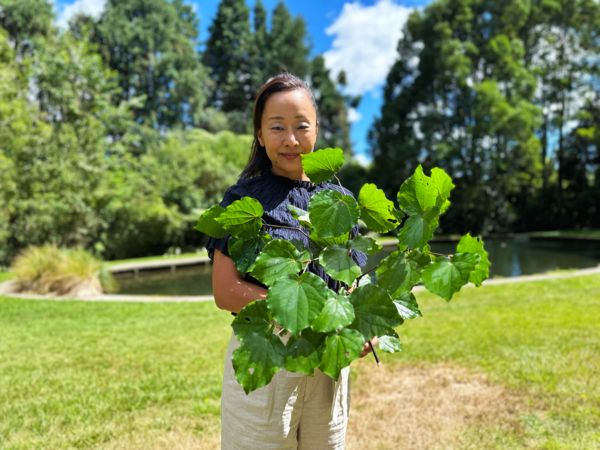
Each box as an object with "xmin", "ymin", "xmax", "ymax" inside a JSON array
[{"xmin": 359, "ymin": 336, "xmax": 378, "ymax": 358}]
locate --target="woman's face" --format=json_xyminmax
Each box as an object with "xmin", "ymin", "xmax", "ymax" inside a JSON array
[{"xmin": 258, "ymin": 89, "xmax": 318, "ymax": 181}]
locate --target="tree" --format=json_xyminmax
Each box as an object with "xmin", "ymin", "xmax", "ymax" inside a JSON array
[
  {"xmin": 94, "ymin": 0, "xmax": 209, "ymax": 129},
  {"xmin": 203, "ymin": 0, "xmax": 253, "ymax": 131},
  {"xmin": 309, "ymin": 55, "xmax": 351, "ymax": 153},
  {"xmin": 372, "ymin": 0, "xmax": 543, "ymax": 234},
  {"xmin": 248, "ymin": 0, "xmax": 269, "ymax": 94},
  {"xmin": 267, "ymin": 1, "xmax": 310, "ymax": 78},
  {"xmin": 523, "ymin": 0, "xmax": 599, "ymax": 222},
  {"xmin": 0, "ymin": 0, "xmax": 53, "ymax": 56}
]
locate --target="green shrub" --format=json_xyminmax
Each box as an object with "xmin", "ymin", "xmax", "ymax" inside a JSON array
[{"xmin": 10, "ymin": 245, "xmax": 116, "ymax": 296}]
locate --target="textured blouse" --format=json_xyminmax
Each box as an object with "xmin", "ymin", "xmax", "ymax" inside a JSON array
[{"xmin": 206, "ymin": 171, "xmax": 367, "ymax": 291}]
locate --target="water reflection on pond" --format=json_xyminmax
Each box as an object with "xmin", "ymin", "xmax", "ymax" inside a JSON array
[{"xmin": 115, "ymin": 238, "xmax": 600, "ymax": 296}]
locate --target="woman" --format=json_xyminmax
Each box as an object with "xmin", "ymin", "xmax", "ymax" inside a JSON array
[{"xmin": 207, "ymin": 73, "xmax": 374, "ymax": 449}]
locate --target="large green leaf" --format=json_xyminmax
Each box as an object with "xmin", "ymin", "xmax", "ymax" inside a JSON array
[
  {"xmin": 232, "ymin": 300, "xmax": 272, "ymax": 340},
  {"xmin": 309, "ymin": 190, "xmax": 359, "ymax": 238},
  {"xmin": 195, "ymin": 205, "xmax": 228, "ymax": 238},
  {"xmin": 422, "ymin": 253, "xmax": 480, "ymax": 301},
  {"xmin": 311, "ymin": 293, "xmax": 355, "ymax": 333},
  {"xmin": 319, "ymin": 328, "xmax": 364, "ymax": 380},
  {"xmin": 251, "ymin": 240, "xmax": 310, "ymax": 286},
  {"xmin": 431, "ymin": 167, "xmax": 454, "ymax": 213},
  {"xmin": 397, "ymin": 208, "xmax": 439, "ymax": 249},
  {"xmin": 319, "ymin": 245, "xmax": 361, "ymax": 286},
  {"xmin": 397, "ymin": 165, "xmax": 439, "ymax": 215},
  {"xmin": 375, "ymin": 250, "xmax": 420, "ymax": 297},
  {"xmin": 228, "ymin": 233, "xmax": 270, "ymax": 273},
  {"xmin": 287, "ymin": 204, "xmax": 312, "ymax": 228},
  {"xmin": 378, "ymin": 335, "xmax": 402, "ymax": 353},
  {"xmin": 216, "ymin": 197, "xmax": 264, "ymax": 239},
  {"xmin": 358, "ymin": 183, "xmax": 402, "ymax": 232},
  {"xmin": 393, "ymin": 291, "xmax": 422, "ymax": 320},
  {"xmin": 349, "ymin": 284, "xmax": 402, "ymax": 340},
  {"xmin": 456, "ymin": 233, "xmax": 490, "ymax": 286},
  {"xmin": 232, "ymin": 331, "xmax": 286, "ymax": 394},
  {"xmin": 284, "ymin": 328, "xmax": 324, "ymax": 375},
  {"xmin": 301, "ymin": 148, "xmax": 344, "ymax": 183},
  {"xmin": 267, "ymin": 272, "xmax": 330, "ymax": 335},
  {"xmin": 309, "ymin": 230, "xmax": 349, "ymax": 248},
  {"xmin": 348, "ymin": 236, "xmax": 382, "ymax": 255},
  {"xmin": 407, "ymin": 248, "xmax": 433, "ymax": 270}
]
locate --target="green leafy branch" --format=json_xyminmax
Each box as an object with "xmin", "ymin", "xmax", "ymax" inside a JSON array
[{"xmin": 196, "ymin": 147, "xmax": 490, "ymax": 394}]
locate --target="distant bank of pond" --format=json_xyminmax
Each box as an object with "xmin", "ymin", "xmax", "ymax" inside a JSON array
[{"xmin": 114, "ymin": 237, "xmax": 600, "ymax": 296}]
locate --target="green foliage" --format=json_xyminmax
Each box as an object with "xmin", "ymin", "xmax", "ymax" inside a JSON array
[
  {"xmin": 251, "ymin": 240, "xmax": 310, "ymax": 286},
  {"xmin": 94, "ymin": 0, "xmax": 209, "ymax": 129},
  {"xmin": 216, "ymin": 197, "xmax": 264, "ymax": 239},
  {"xmin": 267, "ymin": 1, "xmax": 310, "ymax": 78},
  {"xmin": 0, "ymin": 0, "xmax": 53, "ymax": 55},
  {"xmin": 310, "ymin": 56, "xmax": 352, "ymax": 153},
  {"xmin": 301, "ymin": 147, "xmax": 344, "ymax": 184},
  {"xmin": 10, "ymin": 244, "xmax": 115, "ymax": 295},
  {"xmin": 203, "ymin": 0, "xmax": 253, "ymax": 130},
  {"xmin": 308, "ymin": 190, "xmax": 359, "ymax": 238},
  {"xmin": 197, "ymin": 148, "xmax": 489, "ymax": 393},
  {"xmin": 358, "ymin": 183, "xmax": 401, "ymax": 233}
]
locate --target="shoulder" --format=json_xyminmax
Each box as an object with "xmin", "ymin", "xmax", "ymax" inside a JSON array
[{"xmin": 220, "ymin": 173, "xmax": 279, "ymax": 206}]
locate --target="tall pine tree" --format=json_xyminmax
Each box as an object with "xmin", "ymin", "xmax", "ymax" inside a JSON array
[
  {"xmin": 372, "ymin": 0, "xmax": 542, "ymax": 233},
  {"xmin": 267, "ymin": 1, "xmax": 310, "ymax": 78},
  {"xmin": 94, "ymin": 0, "xmax": 208, "ymax": 130},
  {"xmin": 0, "ymin": 0, "xmax": 53, "ymax": 55},
  {"xmin": 309, "ymin": 55, "xmax": 351, "ymax": 153},
  {"xmin": 203, "ymin": 0, "xmax": 253, "ymax": 132}
]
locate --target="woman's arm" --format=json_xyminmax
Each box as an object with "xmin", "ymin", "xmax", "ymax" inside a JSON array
[{"xmin": 212, "ymin": 249, "xmax": 267, "ymax": 313}]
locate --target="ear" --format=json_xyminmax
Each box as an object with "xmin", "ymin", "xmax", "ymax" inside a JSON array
[{"xmin": 257, "ymin": 129, "xmax": 264, "ymax": 147}]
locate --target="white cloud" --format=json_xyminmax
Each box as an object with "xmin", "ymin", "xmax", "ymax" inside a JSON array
[
  {"xmin": 347, "ymin": 107, "xmax": 362, "ymax": 123},
  {"xmin": 55, "ymin": 0, "xmax": 106, "ymax": 29},
  {"xmin": 353, "ymin": 152, "xmax": 372, "ymax": 167},
  {"xmin": 324, "ymin": 0, "xmax": 413, "ymax": 96}
]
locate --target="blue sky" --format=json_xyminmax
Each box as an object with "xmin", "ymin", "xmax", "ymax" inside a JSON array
[{"xmin": 54, "ymin": 0, "xmax": 431, "ymax": 163}]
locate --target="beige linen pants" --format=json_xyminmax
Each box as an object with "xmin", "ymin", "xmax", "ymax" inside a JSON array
[{"xmin": 220, "ymin": 334, "xmax": 350, "ymax": 450}]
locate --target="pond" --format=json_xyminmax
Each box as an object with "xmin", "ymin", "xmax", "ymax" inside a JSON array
[{"xmin": 114, "ymin": 238, "xmax": 600, "ymax": 296}]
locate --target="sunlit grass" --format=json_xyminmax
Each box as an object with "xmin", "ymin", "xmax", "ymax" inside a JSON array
[
  {"xmin": 0, "ymin": 271, "xmax": 13, "ymax": 282},
  {"xmin": 1, "ymin": 274, "xmax": 599, "ymax": 448}
]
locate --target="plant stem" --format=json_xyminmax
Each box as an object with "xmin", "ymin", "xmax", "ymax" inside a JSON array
[
  {"xmin": 368, "ymin": 341, "xmax": 380, "ymax": 367},
  {"xmin": 334, "ymin": 174, "xmax": 343, "ymax": 191},
  {"xmin": 267, "ymin": 223, "xmax": 310, "ymax": 240},
  {"xmin": 356, "ymin": 265, "xmax": 378, "ymax": 284}
]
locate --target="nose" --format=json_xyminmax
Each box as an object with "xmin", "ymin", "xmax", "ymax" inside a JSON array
[{"xmin": 283, "ymin": 130, "xmax": 299, "ymax": 147}]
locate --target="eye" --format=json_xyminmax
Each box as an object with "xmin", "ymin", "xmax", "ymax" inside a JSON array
[
  {"xmin": 297, "ymin": 124, "xmax": 310, "ymax": 130},
  {"xmin": 271, "ymin": 125, "xmax": 284, "ymax": 131}
]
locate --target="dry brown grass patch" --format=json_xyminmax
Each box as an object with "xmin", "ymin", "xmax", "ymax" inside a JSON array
[{"xmin": 347, "ymin": 361, "xmax": 523, "ymax": 450}]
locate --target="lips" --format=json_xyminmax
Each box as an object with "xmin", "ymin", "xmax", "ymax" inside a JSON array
[{"xmin": 280, "ymin": 153, "xmax": 300, "ymax": 160}]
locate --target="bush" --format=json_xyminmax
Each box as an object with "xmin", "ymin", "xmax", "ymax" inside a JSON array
[{"xmin": 10, "ymin": 245, "xmax": 116, "ymax": 297}]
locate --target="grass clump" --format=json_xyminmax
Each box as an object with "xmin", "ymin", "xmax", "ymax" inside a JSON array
[{"xmin": 9, "ymin": 245, "xmax": 116, "ymax": 296}]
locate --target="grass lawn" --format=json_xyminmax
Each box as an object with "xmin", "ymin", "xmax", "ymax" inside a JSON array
[
  {"xmin": 0, "ymin": 271, "xmax": 13, "ymax": 282},
  {"xmin": 1, "ymin": 274, "xmax": 599, "ymax": 449},
  {"xmin": 528, "ymin": 229, "xmax": 600, "ymax": 240}
]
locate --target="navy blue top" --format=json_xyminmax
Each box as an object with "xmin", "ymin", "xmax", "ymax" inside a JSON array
[{"xmin": 205, "ymin": 171, "xmax": 367, "ymax": 291}]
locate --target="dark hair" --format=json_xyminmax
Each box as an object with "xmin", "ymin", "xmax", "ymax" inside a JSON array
[{"xmin": 239, "ymin": 73, "xmax": 318, "ymax": 179}]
